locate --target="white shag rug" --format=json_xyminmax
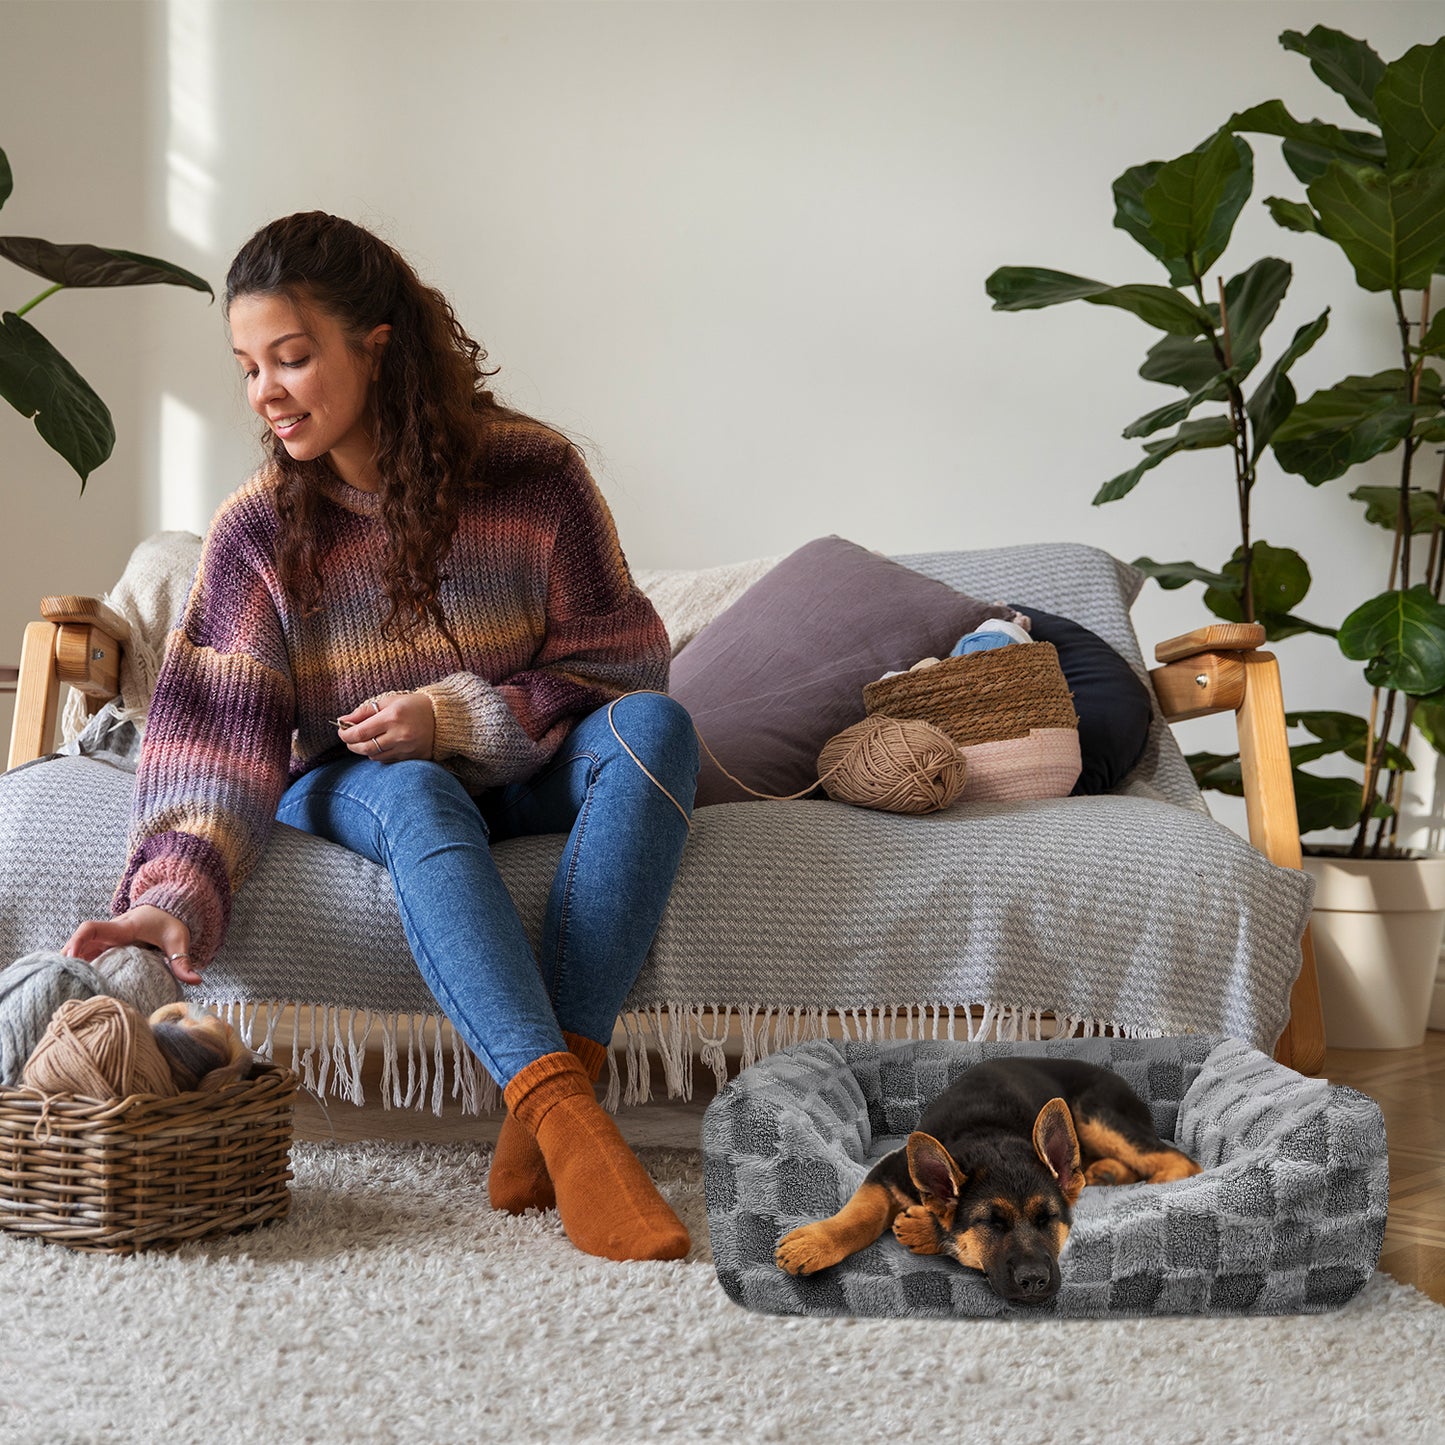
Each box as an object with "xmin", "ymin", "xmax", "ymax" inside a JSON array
[{"xmin": 1, "ymin": 1141, "xmax": 1440, "ymax": 1445}]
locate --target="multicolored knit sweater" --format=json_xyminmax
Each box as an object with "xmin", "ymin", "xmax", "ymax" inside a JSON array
[{"xmin": 114, "ymin": 420, "xmax": 670, "ymax": 967}]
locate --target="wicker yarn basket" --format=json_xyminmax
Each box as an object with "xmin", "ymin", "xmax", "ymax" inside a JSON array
[
  {"xmin": 862, "ymin": 641, "xmax": 1077, "ymax": 746},
  {"xmin": 0, "ymin": 1060, "xmax": 297, "ymax": 1253}
]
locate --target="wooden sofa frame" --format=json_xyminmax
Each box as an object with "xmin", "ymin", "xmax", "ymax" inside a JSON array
[{"xmin": 7, "ymin": 599, "xmax": 1326, "ymax": 1076}]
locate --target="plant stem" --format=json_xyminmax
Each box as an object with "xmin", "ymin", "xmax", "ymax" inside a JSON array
[
  {"xmin": 1430, "ymin": 448, "xmax": 1445, "ymax": 599},
  {"xmin": 1355, "ymin": 686, "xmax": 1398, "ymax": 858},
  {"xmin": 14, "ymin": 282, "xmax": 64, "ymax": 318},
  {"xmin": 1216, "ymin": 277, "xmax": 1255, "ymax": 620}
]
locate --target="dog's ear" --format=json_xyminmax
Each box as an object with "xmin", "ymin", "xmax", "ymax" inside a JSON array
[
  {"xmin": 906, "ymin": 1132, "xmax": 966, "ymax": 1206},
  {"xmin": 1032, "ymin": 1098, "xmax": 1083, "ymax": 1206}
]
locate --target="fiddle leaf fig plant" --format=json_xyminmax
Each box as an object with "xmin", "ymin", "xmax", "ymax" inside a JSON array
[
  {"xmin": 1228, "ymin": 26, "xmax": 1445, "ymax": 855},
  {"xmin": 0, "ymin": 144, "xmax": 214, "ymax": 489},
  {"xmin": 986, "ymin": 25, "xmax": 1445, "ymax": 854}
]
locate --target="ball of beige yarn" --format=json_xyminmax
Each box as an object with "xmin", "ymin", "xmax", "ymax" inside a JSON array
[
  {"xmin": 22, "ymin": 995, "xmax": 178, "ymax": 1100},
  {"xmin": 818, "ymin": 716, "xmax": 967, "ymax": 814}
]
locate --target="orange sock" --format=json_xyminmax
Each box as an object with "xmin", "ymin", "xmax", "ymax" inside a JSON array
[
  {"xmin": 489, "ymin": 1030, "xmax": 607, "ymax": 1214},
  {"xmin": 502, "ymin": 1050, "xmax": 689, "ymax": 1262}
]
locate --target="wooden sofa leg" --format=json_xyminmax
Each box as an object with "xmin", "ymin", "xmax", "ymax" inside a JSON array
[{"xmin": 7, "ymin": 619, "xmax": 60, "ymax": 771}]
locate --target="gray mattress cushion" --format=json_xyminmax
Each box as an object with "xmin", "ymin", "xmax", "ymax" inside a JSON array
[{"xmin": 702, "ymin": 1036, "xmax": 1387, "ymax": 1317}]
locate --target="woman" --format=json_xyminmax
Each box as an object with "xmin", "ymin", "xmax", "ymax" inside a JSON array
[{"xmin": 65, "ymin": 212, "xmax": 698, "ymax": 1263}]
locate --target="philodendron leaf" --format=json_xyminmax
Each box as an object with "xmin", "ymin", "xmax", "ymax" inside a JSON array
[
  {"xmin": 1140, "ymin": 131, "xmax": 1253, "ymax": 281},
  {"xmin": 1093, "ymin": 415, "xmax": 1233, "ymax": 504},
  {"xmin": 0, "ymin": 238, "xmax": 213, "ymax": 296},
  {"xmin": 1280, "ymin": 26, "xmax": 1386, "ymax": 125},
  {"xmin": 1202, "ymin": 541, "xmax": 1310, "ymax": 623},
  {"xmin": 1131, "ymin": 557, "xmax": 1237, "ymax": 591},
  {"xmin": 1307, "ymin": 162, "xmax": 1445, "ymax": 293},
  {"xmin": 0, "ymin": 149, "xmax": 11, "ymax": 212},
  {"xmin": 985, "ymin": 268, "xmax": 1211, "ymax": 335},
  {"xmin": 1338, "ymin": 584, "xmax": 1445, "ymax": 695},
  {"xmin": 1413, "ymin": 699, "xmax": 1445, "ymax": 754},
  {"xmin": 1350, "ymin": 484, "xmax": 1445, "ymax": 535},
  {"xmin": 1375, "ymin": 37, "xmax": 1445, "ymax": 173},
  {"xmin": 1272, "ymin": 373, "xmax": 1419, "ymax": 483},
  {"xmin": 1246, "ymin": 308, "xmax": 1331, "ymax": 459},
  {"xmin": 0, "ymin": 311, "xmax": 114, "ymax": 485}
]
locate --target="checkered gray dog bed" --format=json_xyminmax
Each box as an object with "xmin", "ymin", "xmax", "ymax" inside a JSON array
[{"xmin": 702, "ymin": 1035, "xmax": 1387, "ymax": 1317}]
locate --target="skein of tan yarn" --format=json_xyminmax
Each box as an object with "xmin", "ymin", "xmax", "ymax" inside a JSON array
[
  {"xmin": 22, "ymin": 995, "xmax": 178, "ymax": 1100},
  {"xmin": 817, "ymin": 715, "xmax": 967, "ymax": 814}
]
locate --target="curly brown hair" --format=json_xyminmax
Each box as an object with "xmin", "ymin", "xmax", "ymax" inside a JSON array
[{"xmin": 224, "ymin": 212, "xmax": 532, "ymax": 653}]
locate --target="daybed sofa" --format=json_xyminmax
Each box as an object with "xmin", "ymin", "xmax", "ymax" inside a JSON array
[{"xmin": 0, "ymin": 536, "xmax": 1322, "ymax": 1113}]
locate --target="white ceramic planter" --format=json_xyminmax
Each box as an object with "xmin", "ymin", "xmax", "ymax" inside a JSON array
[{"xmin": 1303, "ymin": 852, "xmax": 1445, "ymax": 1050}]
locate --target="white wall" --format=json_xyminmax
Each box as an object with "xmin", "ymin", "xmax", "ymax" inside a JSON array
[{"xmin": 4, "ymin": 0, "xmax": 1443, "ymax": 840}]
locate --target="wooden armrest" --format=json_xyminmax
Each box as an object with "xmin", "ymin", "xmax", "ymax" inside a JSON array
[
  {"xmin": 7, "ymin": 597, "xmax": 126, "ymax": 771},
  {"xmin": 1154, "ymin": 622, "xmax": 1265, "ymax": 664},
  {"xmin": 1151, "ymin": 652, "xmax": 1246, "ymax": 722}
]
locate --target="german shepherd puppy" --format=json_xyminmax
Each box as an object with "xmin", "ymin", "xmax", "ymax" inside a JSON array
[{"xmin": 775, "ymin": 1057, "xmax": 1201, "ymax": 1305}]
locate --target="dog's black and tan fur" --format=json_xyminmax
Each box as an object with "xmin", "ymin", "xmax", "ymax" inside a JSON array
[{"xmin": 775, "ymin": 1058, "xmax": 1201, "ymax": 1304}]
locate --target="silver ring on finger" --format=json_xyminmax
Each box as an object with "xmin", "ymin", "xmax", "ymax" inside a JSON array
[{"xmin": 371, "ymin": 736, "xmax": 385, "ymax": 757}]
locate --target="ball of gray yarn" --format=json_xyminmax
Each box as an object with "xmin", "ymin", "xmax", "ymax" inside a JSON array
[
  {"xmin": 0, "ymin": 952, "xmax": 108, "ymax": 1086},
  {"xmin": 92, "ymin": 944, "xmax": 184, "ymax": 1018}
]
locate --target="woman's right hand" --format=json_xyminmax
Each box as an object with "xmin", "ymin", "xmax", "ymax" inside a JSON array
[{"xmin": 64, "ymin": 904, "xmax": 200, "ymax": 985}]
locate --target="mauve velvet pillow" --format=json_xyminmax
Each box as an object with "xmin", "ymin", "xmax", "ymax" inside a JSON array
[{"xmin": 670, "ymin": 536, "xmax": 1012, "ymax": 806}]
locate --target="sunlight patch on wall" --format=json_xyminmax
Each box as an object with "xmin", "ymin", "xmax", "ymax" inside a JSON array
[
  {"xmin": 165, "ymin": 0, "xmax": 219, "ymax": 253},
  {"xmin": 159, "ymin": 392, "xmax": 210, "ymax": 537}
]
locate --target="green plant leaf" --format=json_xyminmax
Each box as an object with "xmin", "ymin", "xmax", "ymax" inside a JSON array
[
  {"xmin": 1374, "ymin": 37, "xmax": 1445, "ymax": 172},
  {"xmin": 1415, "ymin": 413, "xmax": 1445, "ymax": 442},
  {"xmin": 1264, "ymin": 196, "xmax": 1324, "ymax": 233},
  {"xmin": 1286, "ymin": 710, "xmax": 1367, "ymax": 746},
  {"xmin": 1131, "ymin": 557, "xmax": 1237, "ymax": 591},
  {"xmin": 1139, "ymin": 332, "xmax": 1230, "ymax": 393},
  {"xmin": 1280, "ymin": 26, "xmax": 1386, "ymax": 125},
  {"xmin": 0, "ymin": 311, "xmax": 114, "ymax": 485},
  {"xmin": 1306, "ymin": 162, "xmax": 1445, "ymax": 292},
  {"xmin": 1114, "ymin": 161, "xmax": 1195, "ymax": 288},
  {"xmin": 1246, "ymin": 309, "xmax": 1331, "ymax": 459},
  {"xmin": 1418, "ymin": 310, "xmax": 1445, "ymax": 357},
  {"xmin": 1140, "ymin": 131, "xmax": 1253, "ymax": 281},
  {"xmin": 1223, "ymin": 257, "xmax": 1292, "ymax": 366},
  {"xmin": 1413, "ymin": 699, "xmax": 1445, "ymax": 753},
  {"xmin": 1293, "ymin": 769, "xmax": 1377, "ymax": 833},
  {"xmin": 1187, "ymin": 750, "xmax": 1244, "ymax": 794},
  {"xmin": 1094, "ymin": 416, "xmax": 1233, "ymax": 504},
  {"xmin": 0, "ymin": 148, "xmax": 11, "ymax": 213},
  {"xmin": 0, "ymin": 238, "xmax": 213, "ymax": 296},
  {"xmin": 1350, "ymin": 483, "xmax": 1445, "ymax": 534},
  {"xmin": 1338, "ymin": 583, "xmax": 1445, "ymax": 694},
  {"xmin": 1257, "ymin": 611, "xmax": 1337, "ymax": 641},
  {"xmin": 1272, "ymin": 373, "xmax": 1419, "ymax": 482},
  {"xmin": 1123, "ymin": 371, "xmax": 1237, "ymax": 439},
  {"xmin": 1202, "ymin": 541, "xmax": 1310, "ymax": 622},
  {"xmin": 985, "ymin": 268, "xmax": 1211, "ymax": 335},
  {"xmin": 1229, "ymin": 99, "xmax": 1384, "ymax": 168}
]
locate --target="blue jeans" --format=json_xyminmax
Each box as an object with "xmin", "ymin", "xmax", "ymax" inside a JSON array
[{"xmin": 275, "ymin": 692, "xmax": 698, "ymax": 1088}]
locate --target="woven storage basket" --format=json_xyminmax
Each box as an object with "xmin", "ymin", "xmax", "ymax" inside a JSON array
[
  {"xmin": 0, "ymin": 1060, "xmax": 297, "ymax": 1253},
  {"xmin": 862, "ymin": 641, "xmax": 1077, "ymax": 746}
]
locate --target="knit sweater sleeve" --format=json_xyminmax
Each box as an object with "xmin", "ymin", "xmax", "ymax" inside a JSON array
[
  {"xmin": 113, "ymin": 493, "xmax": 295, "ymax": 967},
  {"xmin": 418, "ymin": 451, "xmax": 669, "ymax": 786}
]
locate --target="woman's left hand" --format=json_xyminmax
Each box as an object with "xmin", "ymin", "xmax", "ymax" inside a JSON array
[{"xmin": 337, "ymin": 691, "xmax": 435, "ymax": 763}]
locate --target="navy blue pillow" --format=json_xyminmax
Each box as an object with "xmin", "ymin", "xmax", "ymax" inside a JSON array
[{"xmin": 1007, "ymin": 603, "xmax": 1153, "ymax": 795}]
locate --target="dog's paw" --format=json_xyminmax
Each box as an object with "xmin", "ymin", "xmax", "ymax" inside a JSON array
[
  {"xmin": 775, "ymin": 1223, "xmax": 844, "ymax": 1276},
  {"xmin": 892, "ymin": 1205, "xmax": 945, "ymax": 1256},
  {"xmin": 1144, "ymin": 1152, "xmax": 1202, "ymax": 1184},
  {"xmin": 1084, "ymin": 1158, "xmax": 1141, "ymax": 1187}
]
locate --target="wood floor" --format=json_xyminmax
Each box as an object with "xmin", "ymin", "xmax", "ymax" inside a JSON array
[{"xmin": 289, "ymin": 1021, "xmax": 1445, "ymax": 1306}]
